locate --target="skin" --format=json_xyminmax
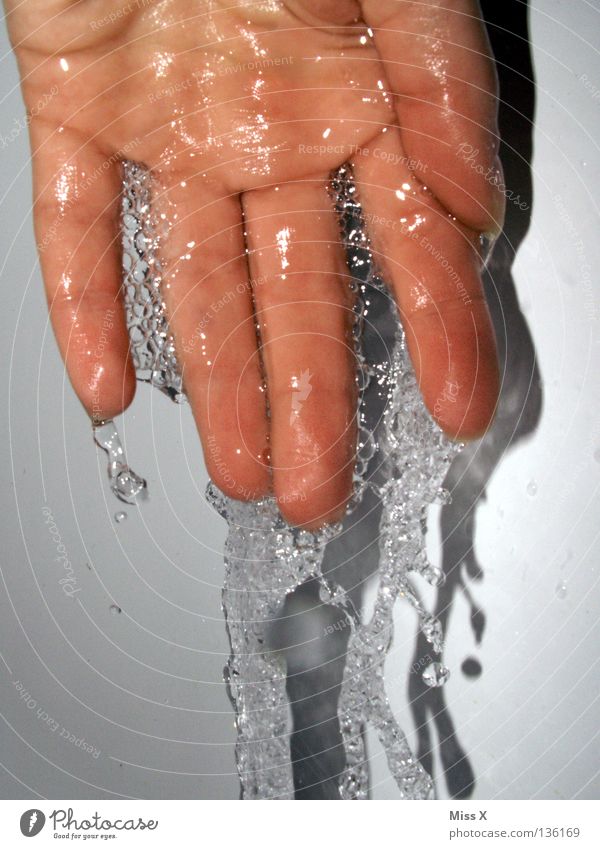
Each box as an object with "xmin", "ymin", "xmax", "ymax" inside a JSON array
[{"xmin": 5, "ymin": 0, "xmax": 504, "ymax": 528}]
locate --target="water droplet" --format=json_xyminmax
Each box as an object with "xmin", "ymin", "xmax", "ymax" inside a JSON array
[
  {"xmin": 420, "ymin": 615, "xmax": 444, "ymax": 652},
  {"xmin": 114, "ymin": 511, "xmax": 127, "ymax": 523},
  {"xmin": 340, "ymin": 771, "xmax": 361, "ymax": 798},
  {"xmin": 435, "ymin": 487, "xmax": 452, "ymax": 505},
  {"xmin": 94, "ymin": 420, "xmax": 147, "ymax": 505},
  {"xmin": 113, "ymin": 468, "xmax": 146, "ymax": 503},
  {"xmin": 319, "ymin": 584, "xmax": 332, "ymax": 604},
  {"xmin": 422, "ymin": 662, "xmax": 450, "ymax": 688},
  {"xmin": 461, "ymin": 657, "xmax": 482, "ymax": 678},
  {"xmin": 423, "ymin": 565, "xmax": 445, "ymax": 587},
  {"xmin": 555, "ymin": 581, "xmax": 568, "ymax": 599},
  {"xmin": 526, "ymin": 480, "xmax": 537, "ymax": 497},
  {"xmin": 109, "ymin": 604, "xmax": 122, "ymax": 615}
]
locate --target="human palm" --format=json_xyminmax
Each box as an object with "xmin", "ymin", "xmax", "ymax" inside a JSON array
[{"xmin": 6, "ymin": 0, "xmax": 503, "ymax": 526}]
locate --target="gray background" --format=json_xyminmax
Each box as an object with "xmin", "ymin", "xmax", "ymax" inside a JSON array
[{"xmin": 1, "ymin": 0, "xmax": 599, "ymax": 800}]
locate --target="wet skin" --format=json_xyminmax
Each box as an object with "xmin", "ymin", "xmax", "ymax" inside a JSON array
[{"xmin": 6, "ymin": 0, "xmax": 504, "ymax": 527}]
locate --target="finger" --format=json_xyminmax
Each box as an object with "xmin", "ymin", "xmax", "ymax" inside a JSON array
[
  {"xmin": 155, "ymin": 173, "xmax": 270, "ymax": 501},
  {"xmin": 361, "ymin": 0, "xmax": 505, "ymax": 234},
  {"xmin": 353, "ymin": 129, "xmax": 499, "ymax": 438},
  {"xmin": 31, "ymin": 123, "xmax": 135, "ymax": 424},
  {"xmin": 242, "ymin": 179, "xmax": 357, "ymax": 528}
]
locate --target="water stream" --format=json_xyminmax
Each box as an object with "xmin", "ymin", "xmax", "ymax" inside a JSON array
[{"xmin": 93, "ymin": 160, "xmax": 462, "ymax": 799}]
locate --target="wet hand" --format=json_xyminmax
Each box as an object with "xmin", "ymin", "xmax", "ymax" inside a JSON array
[{"xmin": 6, "ymin": 0, "xmax": 503, "ymax": 527}]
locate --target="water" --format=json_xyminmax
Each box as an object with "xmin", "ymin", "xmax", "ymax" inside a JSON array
[
  {"xmin": 93, "ymin": 420, "xmax": 147, "ymax": 505},
  {"xmin": 526, "ymin": 479, "xmax": 538, "ymax": 497},
  {"xmin": 207, "ymin": 488, "xmax": 341, "ymax": 799},
  {"xmin": 422, "ymin": 662, "xmax": 451, "ymax": 689},
  {"xmin": 121, "ymin": 161, "xmax": 184, "ymax": 403},
  {"xmin": 330, "ymin": 167, "xmax": 460, "ymax": 799},
  {"xmin": 555, "ymin": 581, "xmax": 568, "ymax": 599},
  {"xmin": 101, "ymin": 159, "xmax": 462, "ymax": 800}
]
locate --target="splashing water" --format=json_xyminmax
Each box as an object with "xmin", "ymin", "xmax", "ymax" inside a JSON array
[
  {"xmin": 105, "ymin": 159, "xmax": 462, "ymax": 799},
  {"xmin": 330, "ymin": 167, "xmax": 460, "ymax": 799}
]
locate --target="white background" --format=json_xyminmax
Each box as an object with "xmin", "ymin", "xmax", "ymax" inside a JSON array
[{"xmin": 1, "ymin": 0, "xmax": 599, "ymax": 800}]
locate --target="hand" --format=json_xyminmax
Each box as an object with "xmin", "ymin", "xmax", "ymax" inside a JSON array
[{"xmin": 5, "ymin": 0, "xmax": 503, "ymax": 528}]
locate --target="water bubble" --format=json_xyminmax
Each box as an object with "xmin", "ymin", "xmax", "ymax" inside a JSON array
[
  {"xmin": 555, "ymin": 581, "xmax": 568, "ymax": 599},
  {"xmin": 435, "ymin": 487, "xmax": 452, "ymax": 506},
  {"xmin": 114, "ymin": 511, "xmax": 127, "ymax": 523},
  {"xmin": 526, "ymin": 480, "xmax": 538, "ymax": 497},
  {"xmin": 422, "ymin": 662, "xmax": 450, "ymax": 688},
  {"xmin": 420, "ymin": 615, "xmax": 444, "ymax": 653},
  {"xmin": 422, "ymin": 565, "xmax": 445, "ymax": 588},
  {"xmin": 109, "ymin": 605, "xmax": 122, "ymax": 615},
  {"xmin": 319, "ymin": 584, "xmax": 332, "ymax": 604},
  {"xmin": 340, "ymin": 771, "xmax": 362, "ymax": 799},
  {"xmin": 114, "ymin": 469, "xmax": 145, "ymax": 502}
]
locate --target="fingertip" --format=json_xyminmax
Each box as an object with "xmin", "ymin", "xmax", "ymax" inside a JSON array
[
  {"xmin": 431, "ymin": 365, "xmax": 499, "ymax": 442},
  {"xmin": 408, "ymin": 301, "xmax": 500, "ymax": 444},
  {"xmin": 75, "ymin": 350, "xmax": 136, "ymax": 426},
  {"xmin": 277, "ymin": 493, "xmax": 348, "ymax": 531},
  {"xmin": 204, "ymin": 438, "xmax": 271, "ymax": 503},
  {"xmin": 275, "ymin": 461, "xmax": 353, "ymax": 530},
  {"xmin": 449, "ymin": 148, "xmax": 507, "ymax": 237}
]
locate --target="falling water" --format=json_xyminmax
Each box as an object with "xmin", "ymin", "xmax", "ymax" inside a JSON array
[
  {"xmin": 93, "ymin": 419, "xmax": 147, "ymax": 505},
  {"xmin": 99, "ymin": 159, "xmax": 462, "ymax": 800}
]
